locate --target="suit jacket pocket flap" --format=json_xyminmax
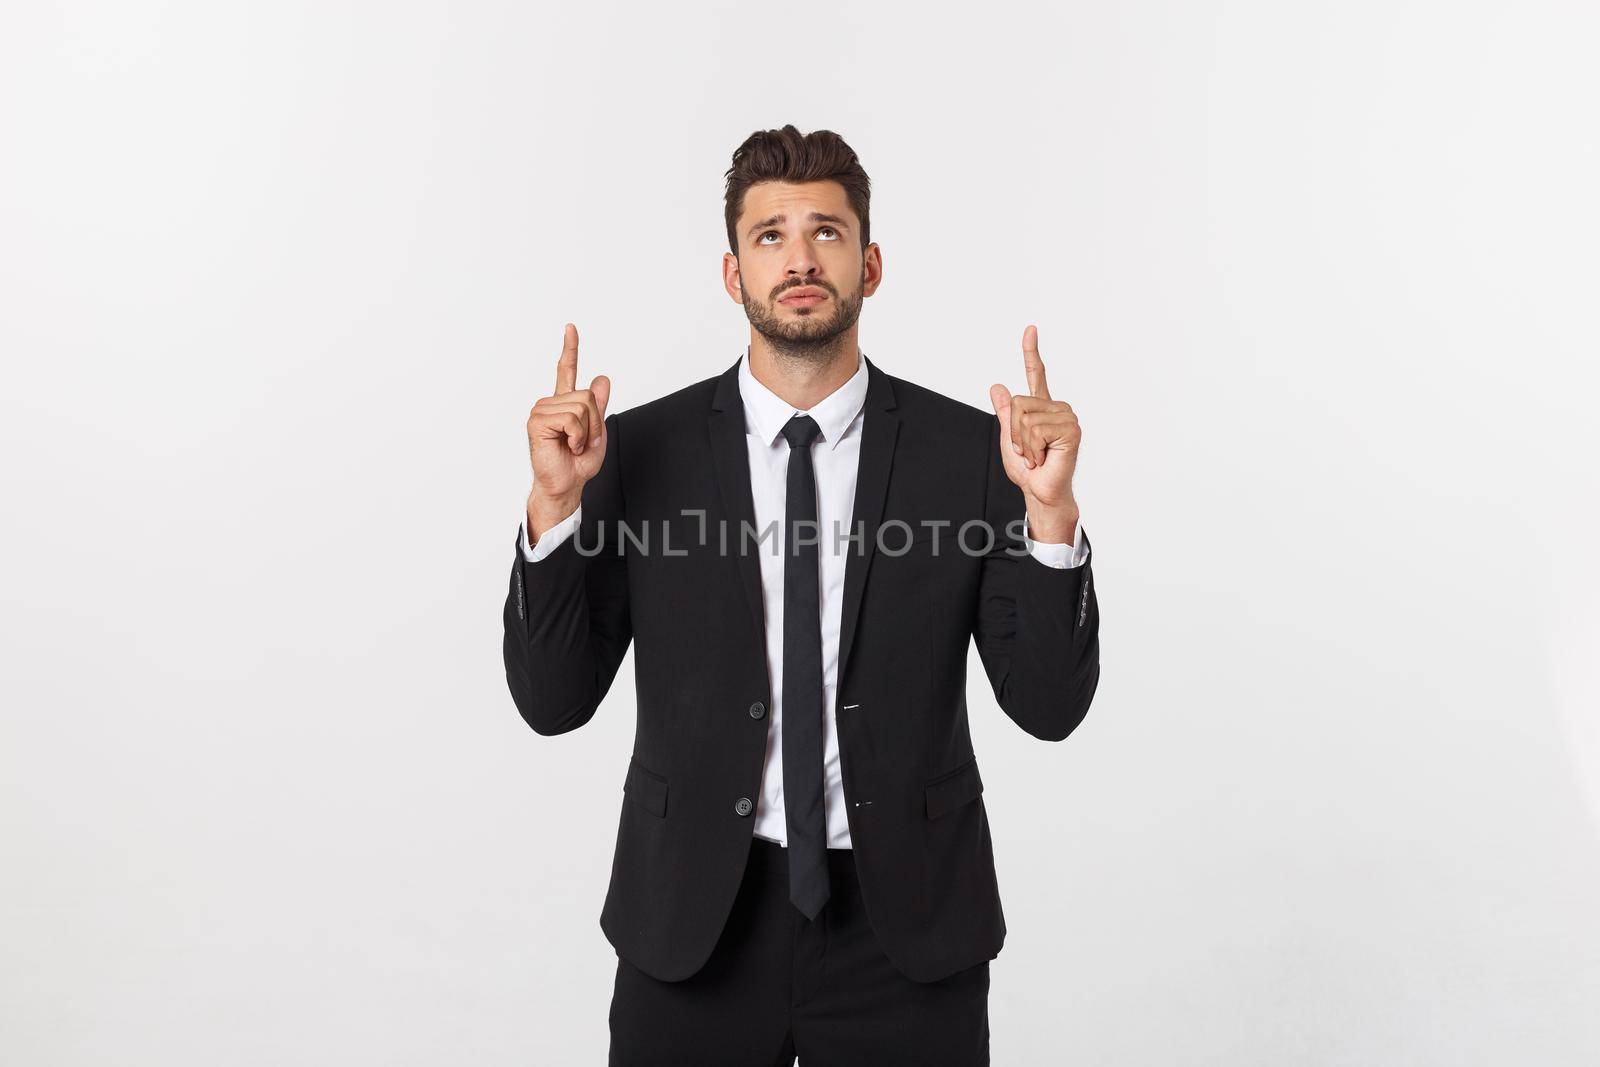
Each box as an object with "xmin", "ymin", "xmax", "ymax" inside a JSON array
[
  {"xmin": 924, "ymin": 756, "xmax": 983, "ymax": 819},
  {"xmin": 624, "ymin": 755, "xmax": 668, "ymax": 818}
]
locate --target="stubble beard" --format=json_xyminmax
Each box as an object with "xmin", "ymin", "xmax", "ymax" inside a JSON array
[{"xmin": 742, "ymin": 269, "xmax": 866, "ymax": 367}]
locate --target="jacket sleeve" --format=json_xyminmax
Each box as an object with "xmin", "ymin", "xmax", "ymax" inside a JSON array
[
  {"xmin": 501, "ymin": 412, "xmax": 633, "ymax": 736},
  {"xmin": 971, "ymin": 417, "xmax": 1101, "ymax": 742}
]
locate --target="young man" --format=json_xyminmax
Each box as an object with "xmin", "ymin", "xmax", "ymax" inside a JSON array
[{"xmin": 503, "ymin": 125, "xmax": 1100, "ymax": 1065}]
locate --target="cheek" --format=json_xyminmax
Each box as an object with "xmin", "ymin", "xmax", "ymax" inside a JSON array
[
  {"xmin": 825, "ymin": 248, "xmax": 862, "ymax": 275},
  {"xmin": 740, "ymin": 269, "xmax": 774, "ymax": 298}
]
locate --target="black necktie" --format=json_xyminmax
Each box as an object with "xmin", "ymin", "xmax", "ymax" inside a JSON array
[{"xmin": 780, "ymin": 414, "xmax": 830, "ymax": 920}]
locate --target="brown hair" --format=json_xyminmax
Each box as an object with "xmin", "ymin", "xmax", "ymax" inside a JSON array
[{"xmin": 723, "ymin": 125, "xmax": 872, "ymax": 256}]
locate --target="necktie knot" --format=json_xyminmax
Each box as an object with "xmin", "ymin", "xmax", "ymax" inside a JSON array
[{"xmin": 781, "ymin": 414, "xmax": 822, "ymax": 451}]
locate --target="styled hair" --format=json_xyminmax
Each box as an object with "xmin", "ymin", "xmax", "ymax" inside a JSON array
[{"xmin": 723, "ymin": 125, "xmax": 871, "ymax": 255}]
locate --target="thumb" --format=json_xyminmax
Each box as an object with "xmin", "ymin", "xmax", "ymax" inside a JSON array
[
  {"xmin": 989, "ymin": 383, "xmax": 1012, "ymax": 422},
  {"xmin": 591, "ymin": 374, "xmax": 612, "ymax": 422}
]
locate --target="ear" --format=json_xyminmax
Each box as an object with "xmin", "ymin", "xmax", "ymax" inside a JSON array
[
  {"xmin": 862, "ymin": 242, "xmax": 883, "ymax": 298},
  {"xmin": 722, "ymin": 251, "xmax": 745, "ymax": 303}
]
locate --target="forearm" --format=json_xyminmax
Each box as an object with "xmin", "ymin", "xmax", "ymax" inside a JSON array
[
  {"xmin": 975, "ymin": 419, "xmax": 1100, "ymax": 741},
  {"xmin": 503, "ymin": 412, "xmax": 632, "ymax": 735},
  {"xmin": 503, "ymin": 532, "xmax": 617, "ymax": 735},
  {"xmin": 994, "ymin": 545, "xmax": 1100, "ymax": 741}
]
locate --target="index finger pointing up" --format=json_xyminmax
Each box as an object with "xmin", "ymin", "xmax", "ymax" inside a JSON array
[
  {"xmin": 1022, "ymin": 324, "xmax": 1051, "ymax": 400},
  {"xmin": 555, "ymin": 323, "xmax": 579, "ymax": 396}
]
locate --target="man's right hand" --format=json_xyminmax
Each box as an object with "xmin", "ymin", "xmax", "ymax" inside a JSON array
[{"xmin": 526, "ymin": 323, "xmax": 611, "ymax": 541}]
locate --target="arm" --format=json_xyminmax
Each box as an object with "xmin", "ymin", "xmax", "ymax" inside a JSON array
[
  {"xmin": 972, "ymin": 417, "xmax": 1100, "ymax": 741},
  {"xmin": 502, "ymin": 322, "xmax": 626, "ymax": 736},
  {"xmin": 502, "ymin": 411, "xmax": 632, "ymax": 736}
]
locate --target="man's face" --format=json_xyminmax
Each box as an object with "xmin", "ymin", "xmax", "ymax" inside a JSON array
[{"xmin": 724, "ymin": 180, "xmax": 881, "ymax": 358}]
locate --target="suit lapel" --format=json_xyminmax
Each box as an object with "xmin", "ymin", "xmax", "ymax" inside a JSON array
[
  {"xmin": 837, "ymin": 356, "xmax": 899, "ymax": 687},
  {"xmin": 707, "ymin": 357, "xmax": 768, "ymax": 641}
]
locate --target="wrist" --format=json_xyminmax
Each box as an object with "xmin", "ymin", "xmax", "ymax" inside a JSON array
[
  {"xmin": 1024, "ymin": 496, "xmax": 1079, "ymax": 544},
  {"xmin": 527, "ymin": 490, "xmax": 581, "ymax": 541}
]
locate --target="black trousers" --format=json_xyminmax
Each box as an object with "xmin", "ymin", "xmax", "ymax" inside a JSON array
[{"xmin": 608, "ymin": 838, "xmax": 991, "ymax": 1066}]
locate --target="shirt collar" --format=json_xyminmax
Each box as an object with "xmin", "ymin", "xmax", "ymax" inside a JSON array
[{"xmin": 737, "ymin": 346, "xmax": 868, "ymax": 451}]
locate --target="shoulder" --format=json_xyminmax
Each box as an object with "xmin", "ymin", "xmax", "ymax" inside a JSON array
[
  {"xmin": 878, "ymin": 364, "xmax": 996, "ymax": 446},
  {"xmin": 606, "ymin": 369, "xmax": 723, "ymax": 439}
]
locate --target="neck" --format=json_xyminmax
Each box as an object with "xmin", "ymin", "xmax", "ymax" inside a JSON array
[{"xmin": 747, "ymin": 331, "xmax": 860, "ymax": 410}]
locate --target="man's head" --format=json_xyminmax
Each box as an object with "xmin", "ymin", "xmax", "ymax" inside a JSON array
[{"xmin": 722, "ymin": 126, "xmax": 882, "ymax": 362}]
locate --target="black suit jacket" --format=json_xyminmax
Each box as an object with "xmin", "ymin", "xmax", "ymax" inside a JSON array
[{"xmin": 502, "ymin": 354, "xmax": 1100, "ymax": 983}]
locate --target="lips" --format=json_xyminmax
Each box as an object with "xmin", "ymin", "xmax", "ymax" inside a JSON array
[{"xmin": 779, "ymin": 289, "xmax": 827, "ymax": 305}]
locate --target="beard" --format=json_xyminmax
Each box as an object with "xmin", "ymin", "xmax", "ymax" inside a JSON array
[{"xmin": 741, "ymin": 269, "xmax": 865, "ymax": 364}]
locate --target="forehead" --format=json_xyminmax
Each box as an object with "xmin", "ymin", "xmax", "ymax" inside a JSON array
[{"xmin": 738, "ymin": 180, "xmax": 854, "ymax": 225}]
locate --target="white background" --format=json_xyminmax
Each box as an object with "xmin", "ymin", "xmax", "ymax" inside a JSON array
[{"xmin": 3, "ymin": 2, "xmax": 1598, "ymax": 1063}]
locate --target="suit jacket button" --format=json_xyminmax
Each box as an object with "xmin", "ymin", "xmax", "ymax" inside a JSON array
[
  {"xmin": 734, "ymin": 797, "xmax": 753, "ymax": 817},
  {"xmin": 748, "ymin": 701, "xmax": 766, "ymax": 720}
]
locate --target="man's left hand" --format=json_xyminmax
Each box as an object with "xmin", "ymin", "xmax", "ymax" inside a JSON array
[{"xmin": 989, "ymin": 325, "xmax": 1082, "ymax": 542}]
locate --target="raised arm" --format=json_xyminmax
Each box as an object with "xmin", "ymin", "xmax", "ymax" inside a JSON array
[
  {"xmin": 502, "ymin": 323, "xmax": 631, "ymax": 736},
  {"xmin": 974, "ymin": 325, "xmax": 1101, "ymax": 741}
]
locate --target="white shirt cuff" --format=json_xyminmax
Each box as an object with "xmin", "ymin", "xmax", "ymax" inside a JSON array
[
  {"xmin": 1024, "ymin": 515, "xmax": 1088, "ymax": 569},
  {"xmin": 519, "ymin": 502, "xmax": 583, "ymax": 563}
]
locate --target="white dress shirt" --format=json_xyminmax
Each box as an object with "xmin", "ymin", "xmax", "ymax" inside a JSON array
[{"xmin": 518, "ymin": 349, "xmax": 1088, "ymax": 848}]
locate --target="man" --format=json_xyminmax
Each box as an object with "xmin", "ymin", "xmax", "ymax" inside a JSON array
[{"xmin": 502, "ymin": 125, "xmax": 1100, "ymax": 1065}]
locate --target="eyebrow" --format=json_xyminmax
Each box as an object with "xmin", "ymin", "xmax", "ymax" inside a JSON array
[{"xmin": 746, "ymin": 212, "xmax": 851, "ymax": 240}]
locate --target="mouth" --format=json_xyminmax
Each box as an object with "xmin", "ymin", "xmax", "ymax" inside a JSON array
[{"xmin": 778, "ymin": 291, "xmax": 827, "ymax": 307}]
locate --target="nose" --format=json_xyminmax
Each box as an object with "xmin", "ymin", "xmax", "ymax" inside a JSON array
[{"xmin": 784, "ymin": 249, "xmax": 821, "ymax": 283}]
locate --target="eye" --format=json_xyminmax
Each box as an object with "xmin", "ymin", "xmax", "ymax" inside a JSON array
[{"xmin": 757, "ymin": 227, "xmax": 839, "ymax": 245}]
